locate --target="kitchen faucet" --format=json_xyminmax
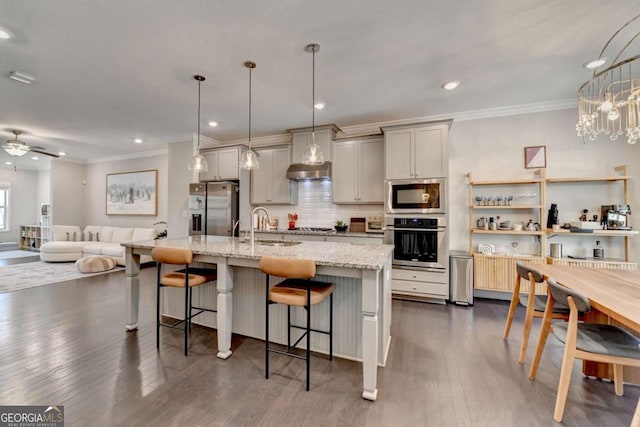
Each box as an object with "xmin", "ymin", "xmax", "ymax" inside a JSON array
[{"xmin": 251, "ymin": 206, "xmax": 272, "ymax": 252}]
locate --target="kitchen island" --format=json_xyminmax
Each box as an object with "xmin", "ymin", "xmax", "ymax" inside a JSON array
[{"xmin": 122, "ymin": 235, "xmax": 393, "ymax": 401}]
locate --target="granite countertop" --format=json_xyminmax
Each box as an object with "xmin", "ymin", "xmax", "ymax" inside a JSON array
[
  {"xmin": 123, "ymin": 236, "xmax": 393, "ymax": 270},
  {"xmin": 248, "ymin": 229, "xmax": 385, "ymax": 238}
]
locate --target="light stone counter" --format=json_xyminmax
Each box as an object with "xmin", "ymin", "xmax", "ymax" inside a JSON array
[{"xmin": 122, "ymin": 235, "xmax": 393, "ymax": 401}]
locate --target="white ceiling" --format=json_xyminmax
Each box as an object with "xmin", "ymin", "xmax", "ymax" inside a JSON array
[{"xmin": 1, "ymin": 0, "xmax": 639, "ymax": 170}]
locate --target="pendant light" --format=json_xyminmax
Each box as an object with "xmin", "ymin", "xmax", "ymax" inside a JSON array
[
  {"xmin": 188, "ymin": 75, "xmax": 208, "ymax": 172},
  {"xmin": 239, "ymin": 61, "xmax": 259, "ymax": 170},
  {"xmin": 301, "ymin": 43, "xmax": 324, "ymax": 165}
]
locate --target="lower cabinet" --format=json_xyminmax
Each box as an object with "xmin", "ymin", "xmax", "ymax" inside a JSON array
[
  {"xmin": 391, "ymin": 268, "xmax": 449, "ymax": 301},
  {"xmin": 250, "ymin": 146, "xmax": 297, "ymax": 205}
]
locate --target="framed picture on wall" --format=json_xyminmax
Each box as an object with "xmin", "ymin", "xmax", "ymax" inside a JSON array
[
  {"xmin": 524, "ymin": 146, "xmax": 546, "ymax": 169},
  {"xmin": 106, "ymin": 170, "xmax": 157, "ymax": 216}
]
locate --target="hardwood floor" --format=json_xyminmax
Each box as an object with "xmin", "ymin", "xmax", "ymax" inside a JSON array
[{"xmin": 0, "ymin": 265, "xmax": 637, "ymax": 426}]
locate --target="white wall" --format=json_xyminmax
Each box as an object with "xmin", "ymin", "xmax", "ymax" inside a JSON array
[
  {"xmin": 0, "ymin": 167, "xmax": 39, "ymax": 242},
  {"xmin": 449, "ymin": 108, "xmax": 639, "ymax": 263},
  {"xmin": 51, "ymin": 160, "xmax": 85, "ymax": 226},
  {"xmin": 168, "ymin": 140, "xmax": 192, "ymax": 238},
  {"xmin": 36, "ymin": 169, "xmax": 51, "ymax": 209},
  {"xmin": 84, "ymin": 154, "xmax": 168, "ymax": 229}
]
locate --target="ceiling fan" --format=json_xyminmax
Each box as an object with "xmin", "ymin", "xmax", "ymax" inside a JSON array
[{"xmin": 2, "ymin": 130, "xmax": 59, "ymax": 158}]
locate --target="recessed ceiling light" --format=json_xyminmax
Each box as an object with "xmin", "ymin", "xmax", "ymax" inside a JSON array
[
  {"xmin": 208, "ymin": 121, "xmax": 218, "ymax": 127},
  {"xmin": 4, "ymin": 161, "xmax": 12, "ymax": 165},
  {"xmin": 583, "ymin": 58, "xmax": 607, "ymax": 69},
  {"xmin": 58, "ymin": 152, "xmax": 66, "ymax": 156},
  {"xmin": 441, "ymin": 81, "xmax": 460, "ymax": 90},
  {"xmin": 134, "ymin": 138, "xmax": 143, "ymax": 144},
  {"xmin": 31, "ymin": 156, "xmax": 39, "ymax": 160},
  {"xmin": 9, "ymin": 71, "xmax": 35, "ymax": 85},
  {"xmin": 0, "ymin": 27, "xmax": 11, "ymax": 39},
  {"xmin": 314, "ymin": 102, "xmax": 325, "ymax": 110}
]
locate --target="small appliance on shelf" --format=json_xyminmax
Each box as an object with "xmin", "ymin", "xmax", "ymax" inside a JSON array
[{"xmin": 365, "ymin": 216, "xmax": 384, "ymax": 233}]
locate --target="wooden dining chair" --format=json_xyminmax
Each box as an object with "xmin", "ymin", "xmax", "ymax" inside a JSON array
[
  {"xmin": 544, "ymin": 278, "xmax": 640, "ymax": 422},
  {"xmin": 152, "ymin": 247, "xmax": 217, "ymax": 356},
  {"xmin": 632, "ymin": 397, "xmax": 640, "ymax": 427},
  {"xmin": 503, "ymin": 262, "xmax": 569, "ymax": 364}
]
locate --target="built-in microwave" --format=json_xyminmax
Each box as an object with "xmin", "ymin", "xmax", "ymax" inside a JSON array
[{"xmin": 386, "ymin": 179, "xmax": 446, "ymax": 214}]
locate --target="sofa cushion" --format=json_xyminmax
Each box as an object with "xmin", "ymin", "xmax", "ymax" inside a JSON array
[
  {"xmin": 111, "ymin": 228, "xmax": 134, "ymax": 243},
  {"xmin": 82, "ymin": 244, "xmax": 104, "ymax": 255},
  {"xmin": 99, "ymin": 227, "xmax": 115, "ymax": 243},
  {"xmin": 132, "ymin": 228, "xmax": 156, "ymax": 241},
  {"xmin": 41, "ymin": 241, "xmax": 84, "ymax": 253},
  {"xmin": 100, "ymin": 243, "xmax": 125, "ymax": 258},
  {"xmin": 52, "ymin": 225, "xmax": 81, "ymax": 242},
  {"xmin": 83, "ymin": 226, "xmax": 103, "ymax": 242}
]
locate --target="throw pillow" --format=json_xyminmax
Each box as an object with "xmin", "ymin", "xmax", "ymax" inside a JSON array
[
  {"xmin": 96, "ymin": 232, "xmax": 100, "ymax": 241},
  {"xmin": 80, "ymin": 232, "xmax": 85, "ymax": 242},
  {"xmin": 88, "ymin": 231, "xmax": 94, "ymax": 241},
  {"xmin": 72, "ymin": 232, "xmax": 77, "ymax": 242},
  {"xmin": 65, "ymin": 232, "xmax": 70, "ymax": 241}
]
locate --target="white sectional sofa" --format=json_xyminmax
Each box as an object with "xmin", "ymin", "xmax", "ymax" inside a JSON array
[{"xmin": 40, "ymin": 225, "xmax": 156, "ymax": 265}]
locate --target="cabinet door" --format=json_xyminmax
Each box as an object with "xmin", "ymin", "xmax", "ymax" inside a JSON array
[
  {"xmin": 332, "ymin": 140, "xmax": 358, "ymax": 203},
  {"xmin": 217, "ymin": 148, "xmax": 239, "ymax": 180},
  {"xmin": 269, "ymin": 147, "xmax": 294, "ymax": 204},
  {"xmin": 384, "ymin": 129, "xmax": 413, "ymax": 180},
  {"xmin": 358, "ymin": 138, "xmax": 384, "ymax": 203},
  {"xmin": 200, "ymin": 151, "xmax": 219, "ymax": 181},
  {"xmin": 291, "ymin": 128, "xmax": 333, "ymax": 163},
  {"xmin": 414, "ymin": 126, "xmax": 446, "ymax": 178},
  {"xmin": 250, "ymin": 150, "xmax": 271, "ymax": 204}
]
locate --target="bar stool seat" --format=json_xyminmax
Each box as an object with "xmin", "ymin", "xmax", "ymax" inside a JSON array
[
  {"xmin": 260, "ymin": 256, "xmax": 334, "ymax": 391},
  {"xmin": 152, "ymin": 247, "xmax": 217, "ymax": 356}
]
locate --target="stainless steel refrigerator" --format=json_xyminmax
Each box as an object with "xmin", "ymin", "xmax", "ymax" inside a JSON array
[{"xmin": 189, "ymin": 182, "xmax": 239, "ymax": 237}]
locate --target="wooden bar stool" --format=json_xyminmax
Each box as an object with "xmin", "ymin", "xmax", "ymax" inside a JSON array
[
  {"xmin": 151, "ymin": 247, "xmax": 217, "ymax": 356},
  {"xmin": 260, "ymin": 256, "xmax": 334, "ymax": 391},
  {"xmin": 503, "ymin": 262, "xmax": 570, "ymax": 364}
]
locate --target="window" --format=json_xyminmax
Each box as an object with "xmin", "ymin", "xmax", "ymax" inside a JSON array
[{"xmin": 0, "ymin": 183, "xmax": 10, "ymax": 232}]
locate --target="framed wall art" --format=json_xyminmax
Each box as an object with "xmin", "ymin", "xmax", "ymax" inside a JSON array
[
  {"xmin": 524, "ymin": 145, "xmax": 546, "ymax": 169},
  {"xmin": 106, "ymin": 170, "xmax": 157, "ymax": 216}
]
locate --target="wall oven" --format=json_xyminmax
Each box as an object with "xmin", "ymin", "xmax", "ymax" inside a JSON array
[
  {"xmin": 384, "ymin": 217, "xmax": 447, "ymax": 271},
  {"xmin": 386, "ymin": 179, "xmax": 446, "ymax": 214}
]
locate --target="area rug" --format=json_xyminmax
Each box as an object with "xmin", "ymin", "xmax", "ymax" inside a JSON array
[
  {"xmin": 0, "ymin": 261, "xmax": 124, "ymax": 294},
  {"xmin": 0, "ymin": 250, "xmax": 39, "ymax": 260}
]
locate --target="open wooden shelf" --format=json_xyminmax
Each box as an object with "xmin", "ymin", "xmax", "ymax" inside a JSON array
[
  {"xmin": 471, "ymin": 205, "xmax": 542, "ymax": 210},
  {"xmin": 472, "ymin": 229, "xmax": 544, "ymax": 236},
  {"xmin": 546, "ymin": 228, "xmax": 638, "ymax": 237}
]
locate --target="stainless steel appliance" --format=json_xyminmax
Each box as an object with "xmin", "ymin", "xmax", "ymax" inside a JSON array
[
  {"xmin": 189, "ymin": 182, "xmax": 239, "ymax": 236},
  {"xmin": 386, "ymin": 179, "xmax": 446, "ymax": 214},
  {"xmin": 384, "ymin": 216, "xmax": 447, "ymax": 271},
  {"xmin": 601, "ymin": 204, "xmax": 632, "ymax": 230},
  {"xmin": 449, "ymin": 251, "xmax": 473, "ymax": 306},
  {"xmin": 188, "ymin": 183, "xmax": 206, "ymax": 235}
]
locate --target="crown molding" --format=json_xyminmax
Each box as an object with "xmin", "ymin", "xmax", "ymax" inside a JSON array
[
  {"xmin": 85, "ymin": 148, "xmax": 168, "ymax": 164},
  {"xmin": 159, "ymin": 133, "xmax": 222, "ymax": 148},
  {"xmin": 338, "ymin": 99, "xmax": 577, "ymax": 137},
  {"xmin": 222, "ymin": 133, "xmax": 291, "ymax": 149}
]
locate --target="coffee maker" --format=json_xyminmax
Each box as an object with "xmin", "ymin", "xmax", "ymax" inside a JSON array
[{"xmin": 601, "ymin": 204, "xmax": 632, "ymax": 230}]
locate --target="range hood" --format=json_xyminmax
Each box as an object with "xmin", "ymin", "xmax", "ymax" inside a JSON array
[{"xmin": 286, "ymin": 161, "xmax": 331, "ymax": 180}]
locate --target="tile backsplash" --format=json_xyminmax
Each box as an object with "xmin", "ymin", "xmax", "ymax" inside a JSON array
[{"xmin": 257, "ymin": 180, "xmax": 383, "ymax": 229}]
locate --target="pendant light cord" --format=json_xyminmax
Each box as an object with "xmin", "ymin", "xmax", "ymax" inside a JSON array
[
  {"xmin": 197, "ymin": 79, "xmax": 201, "ymax": 152},
  {"xmin": 249, "ymin": 66, "xmax": 252, "ymax": 148},
  {"xmin": 312, "ymin": 47, "xmax": 315, "ymax": 135}
]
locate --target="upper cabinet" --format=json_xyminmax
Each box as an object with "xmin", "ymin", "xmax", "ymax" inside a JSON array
[
  {"xmin": 251, "ymin": 146, "xmax": 298, "ymax": 205},
  {"xmin": 200, "ymin": 147, "xmax": 243, "ymax": 181},
  {"xmin": 382, "ymin": 121, "xmax": 451, "ymax": 180},
  {"xmin": 290, "ymin": 124, "xmax": 341, "ymax": 164},
  {"xmin": 332, "ymin": 136, "xmax": 384, "ymax": 204}
]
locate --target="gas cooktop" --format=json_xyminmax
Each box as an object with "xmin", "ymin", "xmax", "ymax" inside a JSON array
[{"xmin": 289, "ymin": 227, "xmax": 334, "ymax": 232}]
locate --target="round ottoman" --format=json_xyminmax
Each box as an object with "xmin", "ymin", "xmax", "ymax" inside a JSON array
[
  {"xmin": 40, "ymin": 241, "xmax": 83, "ymax": 262},
  {"xmin": 76, "ymin": 255, "xmax": 116, "ymax": 273}
]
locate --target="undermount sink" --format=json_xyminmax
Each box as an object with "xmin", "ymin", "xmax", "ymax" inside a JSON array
[{"xmin": 239, "ymin": 238, "xmax": 302, "ymax": 247}]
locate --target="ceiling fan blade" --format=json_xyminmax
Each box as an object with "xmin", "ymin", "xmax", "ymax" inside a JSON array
[{"xmin": 29, "ymin": 148, "xmax": 60, "ymax": 158}]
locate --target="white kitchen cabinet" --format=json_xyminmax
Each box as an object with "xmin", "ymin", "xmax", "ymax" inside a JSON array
[
  {"xmin": 382, "ymin": 121, "xmax": 451, "ymax": 180},
  {"xmin": 200, "ymin": 147, "xmax": 242, "ymax": 181},
  {"xmin": 251, "ymin": 146, "xmax": 297, "ymax": 205},
  {"xmin": 290, "ymin": 124, "xmax": 340, "ymax": 164},
  {"xmin": 332, "ymin": 136, "xmax": 384, "ymax": 203}
]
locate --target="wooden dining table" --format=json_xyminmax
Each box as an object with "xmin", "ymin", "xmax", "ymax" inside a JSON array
[{"xmin": 524, "ymin": 263, "xmax": 640, "ymax": 381}]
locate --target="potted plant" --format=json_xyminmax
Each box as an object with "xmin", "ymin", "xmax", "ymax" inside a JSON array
[
  {"xmin": 335, "ymin": 220, "xmax": 348, "ymax": 232},
  {"xmin": 154, "ymin": 221, "xmax": 168, "ymax": 239}
]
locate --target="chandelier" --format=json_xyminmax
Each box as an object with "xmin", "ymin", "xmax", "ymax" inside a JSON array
[{"xmin": 576, "ymin": 14, "xmax": 640, "ymax": 144}]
